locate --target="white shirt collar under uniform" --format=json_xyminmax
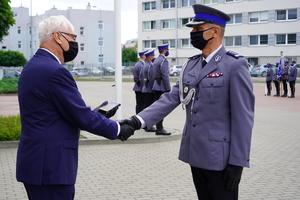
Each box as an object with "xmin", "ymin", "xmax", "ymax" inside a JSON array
[{"xmin": 203, "ymin": 45, "xmax": 222, "ymax": 63}]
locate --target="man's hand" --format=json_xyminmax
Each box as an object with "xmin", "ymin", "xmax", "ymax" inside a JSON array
[
  {"xmin": 119, "ymin": 115, "xmax": 141, "ymax": 130},
  {"xmin": 223, "ymin": 164, "xmax": 243, "ymax": 191},
  {"xmin": 117, "ymin": 123, "xmax": 134, "ymax": 141}
]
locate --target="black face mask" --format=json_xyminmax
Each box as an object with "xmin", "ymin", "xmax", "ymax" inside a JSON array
[
  {"xmin": 58, "ymin": 34, "xmax": 78, "ymax": 62},
  {"xmin": 190, "ymin": 27, "xmax": 214, "ymax": 50}
]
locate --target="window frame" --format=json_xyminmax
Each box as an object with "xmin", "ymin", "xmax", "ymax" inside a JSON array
[
  {"xmin": 162, "ymin": 19, "xmax": 175, "ymax": 29},
  {"xmin": 249, "ymin": 35, "xmax": 268, "ymax": 46},
  {"xmin": 98, "ymin": 37, "xmax": 104, "ymax": 47},
  {"xmin": 98, "ymin": 54, "xmax": 104, "ymax": 63},
  {"xmin": 143, "ymin": 20, "xmax": 156, "ymax": 30},
  {"xmin": 181, "ymin": 38, "xmax": 192, "ymax": 48},
  {"xmin": 276, "ymin": 33, "xmax": 297, "ymax": 45},
  {"xmin": 249, "ymin": 11, "xmax": 268, "ymax": 23},
  {"xmin": 276, "ymin": 9, "xmax": 297, "ymax": 21},
  {"xmin": 162, "ymin": 0, "xmax": 176, "ymax": 9},
  {"xmin": 203, "ymin": 0, "xmax": 218, "ymax": 4},
  {"xmin": 18, "ymin": 41, "xmax": 21, "ymax": 49},
  {"xmin": 227, "ymin": 13, "xmax": 242, "ymax": 25},
  {"xmin": 80, "ymin": 43, "xmax": 85, "ymax": 52},
  {"xmin": 161, "ymin": 39, "xmax": 176, "ymax": 48},
  {"xmin": 224, "ymin": 36, "xmax": 242, "ymax": 47},
  {"xmin": 182, "ymin": 0, "xmax": 196, "ymax": 7},
  {"xmin": 80, "ymin": 27, "xmax": 84, "ymax": 35},
  {"xmin": 181, "ymin": 18, "xmax": 193, "ymax": 27},
  {"xmin": 143, "ymin": 1, "xmax": 156, "ymax": 11},
  {"xmin": 98, "ymin": 21, "xmax": 104, "ymax": 30},
  {"xmin": 143, "ymin": 40, "xmax": 156, "ymax": 49}
]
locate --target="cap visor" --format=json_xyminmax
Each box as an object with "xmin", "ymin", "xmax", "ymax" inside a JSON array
[{"xmin": 185, "ymin": 20, "xmax": 206, "ymax": 27}]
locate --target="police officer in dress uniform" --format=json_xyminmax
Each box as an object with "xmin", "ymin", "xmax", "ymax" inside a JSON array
[
  {"xmin": 288, "ymin": 61, "xmax": 297, "ymax": 98},
  {"xmin": 281, "ymin": 61, "xmax": 289, "ymax": 97},
  {"xmin": 273, "ymin": 63, "xmax": 280, "ymax": 96},
  {"xmin": 133, "ymin": 50, "xmax": 147, "ymax": 114},
  {"xmin": 120, "ymin": 4, "xmax": 254, "ymax": 200},
  {"xmin": 152, "ymin": 44, "xmax": 171, "ymax": 135},
  {"xmin": 141, "ymin": 49, "xmax": 156, "ymax": 132},
  {"xmin": 266, "ymin": 63, "xmax": 273, "ymax": 96}
]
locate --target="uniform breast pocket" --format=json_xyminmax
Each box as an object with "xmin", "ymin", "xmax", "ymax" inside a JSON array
[{"xmin": 199, "ymin": 77, "xmax": 224, "ymax": 103}]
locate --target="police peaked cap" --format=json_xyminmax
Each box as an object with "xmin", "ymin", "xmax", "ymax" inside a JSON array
[
  {"xmin": 138, "ymin": 50, "xmax": 147, "ymax": 57},
  {"xmin": 186, "ymin": 4, "xmax": 230, "ymax": 27},
  {"xmin": 145, "ymin": 49, "xmax": 155, "ymax": 57},
  {"xmin": 292, "ymin": 60, "xmax": 296, "ymax": 63},
  {"xmin": 157, "ymin": 43, "xmax": 169, "ymax": 50}
]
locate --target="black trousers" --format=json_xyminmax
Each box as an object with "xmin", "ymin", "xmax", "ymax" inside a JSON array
[
  {"xmin": 24, "ymin": 183, "xmax": 75, "ymax": 200},
  {"xmin": 143, "ymin": 93, "xmax": 155, "ymax": 109},
  {"xmin": 154, "ymin": 91, "xmax": 165, "ymax": 129},
  {"xmin": 282, "ymin": 80, "xmax": 288, "ymax": 95},
  {"xmin": 191, "ymin": 166, "xmax": 238, "ymax": 200},
  {"xmin": 289, "ymin": 80, "xmax": 296, "ymax": 96},
  {"xmin": 135, "ymin": 91, "xmax": 144, "ymax": 114},
  {"xmin": 274, "ymin": 80, "xmax": 280, "ymax": 95},
  {"xmin": 266, "ymin": 81, "xmax": 272, "ymax": 94}
]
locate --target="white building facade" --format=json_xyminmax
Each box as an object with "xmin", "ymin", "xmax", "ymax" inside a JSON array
[
  {"xmin": 138, "ymin": 0, "xmax": 300, "ymax": 66},
  {"xmin": 1, "ymin": 3, "xmax": 115, "ymax": 69}
]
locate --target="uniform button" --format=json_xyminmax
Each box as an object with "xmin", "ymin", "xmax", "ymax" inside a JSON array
[
  {"xmin": 223, "ymin": 137, "xmax": 227, "ymax": 141},
  {"xmin": 193, "ymin": 109, "xmax": 197, "ymax": 114},
  {"xmin": 193, "ymin": 123, "xmax": 196, "ymax": 127},
  {"xmin": 196, "ymin": 97, "xmax": 199, "ymax": 100}
]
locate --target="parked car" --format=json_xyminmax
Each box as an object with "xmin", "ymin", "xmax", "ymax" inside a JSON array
[
  {"xmin": 70, "ymin": 67, "xmax": 89, "ymax": 77},
  {"xmin": 169, "ymin": 65, "xmax": 182, "ymax": 76},
  {"xmin": 247, "ymin": 62, "xmax": 254, "ymax": 72},
  {"xmin": 103, "ymin": 66, "xmax": 115, "ymax": 75},
  {"xmin": 3, "ymin": 69, "xmax": 21, "ymax": 78},
  {"xmin": 294, "ymin": 64, "xmax": 300, "ymax": 77},
  {"xmin": 250, "ymin": 64, "xmax": 275, "ymax": 77},
  {"xmin": 90, "ymin": 67, "xmax": 103, "ymax": 76}
]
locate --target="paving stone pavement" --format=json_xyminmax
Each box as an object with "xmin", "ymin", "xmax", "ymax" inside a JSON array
[{"xmin": 0, "ymin": 81, "xmax": 300, "ymax": 199}]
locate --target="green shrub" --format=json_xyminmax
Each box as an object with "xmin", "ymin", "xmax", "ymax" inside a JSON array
[
  {"xmin": 0, "ymin": 115, "xmax": 21, "ymax": 141},
  {"xmin": 0, "ymin": 78, "xmax": 18, "ymax": 93}
]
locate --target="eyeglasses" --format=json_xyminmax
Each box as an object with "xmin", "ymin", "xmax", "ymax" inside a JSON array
[{"xmin": 59, "ymin": 31, "xmax": 77, "ymax": 41}]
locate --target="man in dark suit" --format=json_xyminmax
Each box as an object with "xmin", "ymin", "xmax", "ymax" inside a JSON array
[
  {"xmin": 16, "ymin": 15, "xmax": 134, "ymax": 200},
  {"xmin": 121, "ymin": 4, "xmax": 254, "ymax": 200}
]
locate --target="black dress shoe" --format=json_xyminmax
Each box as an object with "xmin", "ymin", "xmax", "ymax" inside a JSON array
[
  {"xmin": 145, "ymin": 126, "xmax": 156, "ymax": 132},
  {"xmin": 273, "ymin": 94, "xmax": 280, "ymax": 97},
  {"xmin": 288, "ymin": 95, "xmax": 295, "ymax": 98},
  {"xmin": 156, "ymin": 129, "xmax": 171, "ymax": 136},
  {"xmin": 281, "ymin": 94, "xmax": 287, "ymax": 97}
]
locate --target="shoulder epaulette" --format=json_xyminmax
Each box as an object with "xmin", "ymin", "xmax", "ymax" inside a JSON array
[
  {"xmin": 188, "ymin": 54, "xmax": 202, "ymax": 60},
  {"xmin": 226, "ymin": 50, "xmax": 243, "ymax": 59}
]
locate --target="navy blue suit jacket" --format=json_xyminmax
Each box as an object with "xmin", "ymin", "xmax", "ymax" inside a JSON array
[{"xmin": 16, "ymin": 49, "xmax": 118, "ymax": 186}]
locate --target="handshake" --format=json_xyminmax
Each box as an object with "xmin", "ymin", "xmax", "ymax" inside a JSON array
[{"xmin": 117, "ymin": 116, "xmax": 141, "ymax": 141}]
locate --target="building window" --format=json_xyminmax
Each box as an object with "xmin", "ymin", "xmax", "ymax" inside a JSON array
[
  {"xmin": 162, "ymin": 0, "xmax": 175, "ymax": 9},
  {"xmin": 162, "ymin": 19, "xmax": 175, "ymax": 29},
  {"xmin": 143, "ymin": 1, "xmax": 156, "ymax": 11},
  {"xmin": 276, "ymin": 34, "xmax": 296, "ymax": 45},
  {"xmin": 181, "ymin": 39, "xmax": 192, "ymax": 48},
  {"xmin": 98, "ymin": 21, "xmax": 103, "ymax": 29},
  {"xmin": 161, "ymin": 39, "xmax": 175, "ymax": 48},
  {"xmin": 81, "ymin": 61, "xmax": 85, "ymax": 65},
  {"xmin": 249, "ymin": 11, "xmax": 268, "ymax": 23},
  {"xmin": 203, "ymin": 0, "xmax": 218, "ymax": 4},
  {"xmin": 181, "ymin": 18, "xmax": 193, "ymax": 27},
  {"xmin": 143, "ymin": 21, "xmax": 156, "ymax": 30},
  {"xmin": 227, "ymin": 13, "xmax": 242, "ymax": 24},
  {"xmin": 98, "ymin": 38, "xmax": 103, "ymax": 47},
  {"xmin": 80, "ymin": 27, "xmax": 84, "ymax": 35},
  {"xmin": 80, "ymin": 43, "xmax": 85, "ymax": 52},
  {"xmin": 224, "ymin": 36, "xmax": 242, "ymax": 46},
  {"xmin": 249, "ymin": 35, "xmax": 268, "ymax": 46},
  {"xmin": 276, "ymin": 9, "xmax": 297, "ymax": 21},
  {"xmin": 18, "ymin": 41, "xmax": 21, "ymax": 48},
  {"xmin": 182, "ymin": 0, "xmax": 196, "ymax": 7},
  {"xmin": 143, "ymin": 40, "xmax": 156, "ymax": 49},
  {"xmin": 225, "ymin": 0, "xmax": 242, "ymax": 2},
  {"xmin": 14, "ymin": 13, "xmax": 18, "ymax": 18},
  {"xmin": 2, "ymin": 46, "xmax": 7, "ymax": 50},
  {"xmin": 99, "ymin": 54, "xmax": 104, "ymax": 63},
  {"xmin": 29, "ymin": 27, "xmax": 31, "ymax": 34},
  {"xmin": 30, "ymin": 41, "xmax": 32, "ymax": 48},
  {"xmin": 18, "ymin": 27, "xmax": 21, "ymax": 34}
]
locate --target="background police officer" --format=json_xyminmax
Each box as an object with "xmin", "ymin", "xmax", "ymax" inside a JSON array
[
  {"xmin": 273, "ymin": 63, "xmax": 280, "ymax": 96},
  {"xmin": 121, "ymin": 4, "xmax": 254, "ymax": 200},
  {"xmin": 281, "ymin": 61, "xmax": 289, "ymax": 97},
  {"xmin": 288, "ymin": 61, "xmax": 297, "ymax": 98},
  {"xmin": 152, "ymin": 44, "xmax": 171, "ymax": 135},
  {"xmin": 132, "ymin": 50, "xmax": 147, "ymax": 114}
]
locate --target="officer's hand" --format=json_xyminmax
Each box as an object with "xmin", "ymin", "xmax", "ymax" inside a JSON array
[
  {"xmin": 117, "ymin": 123, "xmax": 134, "ymax": 141},
  {"xmin": 93, "ymin": 101, "xmax": 120, "ymax": 118},
  {"xmin": 223, "ymin": 164, "xmax": 243, "ymax": 191},
  {"xmin": 119, "ymin": 115, "xmax": 141, "ymax": 130}
]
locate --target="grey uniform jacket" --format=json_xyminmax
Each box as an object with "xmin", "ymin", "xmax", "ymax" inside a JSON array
[
  {"xmin": 152, "ymin": 54, "xmax": 171, "ymax": 92},
  {"xmin": 289, "ymin": 66, "xmax": 297, "ymax": 81},
  {"xmin": 142, "ymin": 61, "xmax": 155, "ymax": 93},
  {"xmin": 138, "ymin": 46, "xmax": 255, "ymax": 171},
  {"xmin": 273, "ymin": 68, "xmax": 279, "ymax": 81},
  {"xmin": 132, "ymin": 60, "xmax": 144, "ymax": 92},
  {"xmin": 266, "ymin": 67, "xmax": 274, "ymax": 81},
  {"xmin": 281, "ymin": 66, "xmax": 289, "ymax": 80}
]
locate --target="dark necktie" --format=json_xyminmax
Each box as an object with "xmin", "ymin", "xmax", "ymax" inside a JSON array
[{"xmin": 202, "ymin": 60, "xmax": 207, "ymax": 68}]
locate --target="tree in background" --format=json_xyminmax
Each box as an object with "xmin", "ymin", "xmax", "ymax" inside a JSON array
[
  {"xmin": 0, "ymin": 0, "xmax": 16, "ymax": 42},
  {"xmin": 0, "ymin": 50, "xmax": 27, "ymax": 67},
  {"xmin": 122, "ymin": 48, "xmax": 138, "ymax": 63}
]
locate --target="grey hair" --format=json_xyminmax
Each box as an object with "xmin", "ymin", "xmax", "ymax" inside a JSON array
[{"xmin": 38, "ymin": 15, "xmax": 74, "ymax": 43}]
